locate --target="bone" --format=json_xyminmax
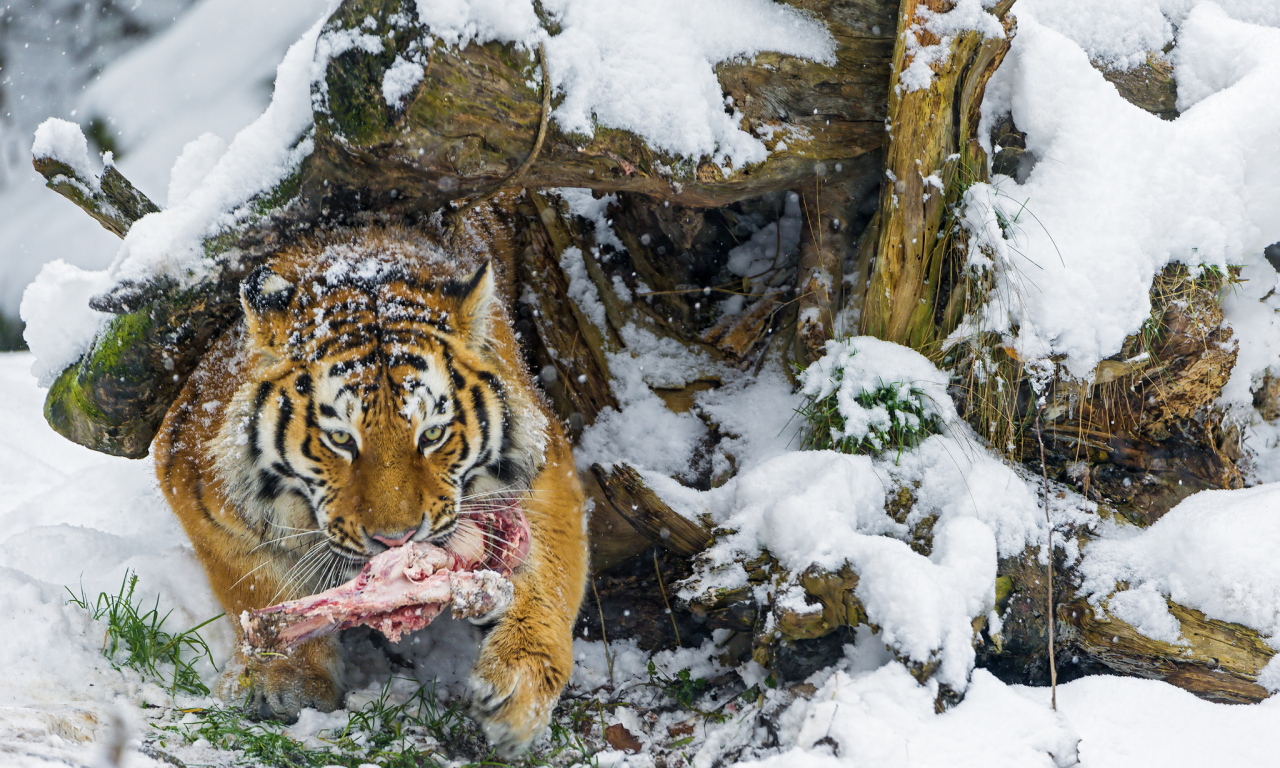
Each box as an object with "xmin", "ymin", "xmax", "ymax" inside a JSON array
[{"xmin": 242, "ymin": 500, "xmax": 530, "ymax": 655}]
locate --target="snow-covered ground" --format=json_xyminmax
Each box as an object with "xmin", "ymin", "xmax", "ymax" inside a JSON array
[
  {"xmin": 4, "ymin": 0, "xmax": 1280, "ymax": 765},
  {"xmin": 4, "ymin": 342, "xmax": 1280, "ymax": 765}
]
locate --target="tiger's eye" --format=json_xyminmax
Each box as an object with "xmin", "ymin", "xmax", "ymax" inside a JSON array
[
  {"xmin": 329, "ymin": 430, "xmax": 352, "ymax": 445},
  {"xmin": 420, "ymin": 425, "xmax": 444, "ymax": 447}
]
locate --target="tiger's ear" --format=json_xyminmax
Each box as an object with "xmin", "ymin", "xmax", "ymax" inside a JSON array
[
  {"xmin": 241, "ymin": 265, "xmax": 296, "ymax": 358},
  {"xmin": 452, "ymin": 260, "xmax": 497, "ymax": 351}
]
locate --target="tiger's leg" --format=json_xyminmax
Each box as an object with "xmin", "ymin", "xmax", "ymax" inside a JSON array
[
  {"xmin": 155, "ymin": 399, "xmax": 343, "ymax": 722},
  {"xmin": 186, "ymin": 527, "xmax": 344, "ymax": 721},
  {"xmin": 468, "ymin": 439, "xmax": 588, "ymax": 756}
]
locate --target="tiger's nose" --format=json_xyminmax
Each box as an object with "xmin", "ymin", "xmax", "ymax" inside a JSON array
[{"xmin": 371, "ymin": 528, "xmax": 418, "ymax": 548}]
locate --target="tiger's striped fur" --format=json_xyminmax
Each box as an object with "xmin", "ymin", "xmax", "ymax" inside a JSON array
[{"xmin": 154, "ymin": 228, "xmax": 587, "ymax": 755}]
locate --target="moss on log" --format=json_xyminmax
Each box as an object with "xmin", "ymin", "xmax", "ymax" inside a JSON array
[
  {"xmin": 302, "ymin": 0, "xmax": 896, "ymax": 214},
  {"xmin": 42, "ymin": 220, "xmax": 299, "ymax": 457}
]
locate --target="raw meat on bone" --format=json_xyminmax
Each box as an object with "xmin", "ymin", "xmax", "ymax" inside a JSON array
[{"xmin": 242, "ymin": 501, "xmax": 530, "ymax": 654}]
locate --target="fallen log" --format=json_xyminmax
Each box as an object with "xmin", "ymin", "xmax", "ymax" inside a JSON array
[
  {"xmin": 305, "ymin": 0, "xmax": 895, "ymax": 213},
  {"xmin": 37, "ymin": 0, "xmax": 895, "ymax": 457},
  {"xmin": 600, "ymin": 463, "xmax": 1274, "ymax": 701},
  {"xmin": 591, "ymin": 463, "xmax": 714, "ymax": 558}
]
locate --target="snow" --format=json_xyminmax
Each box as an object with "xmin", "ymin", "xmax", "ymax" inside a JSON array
[
  {"xmin": 538, "ymin": 0, "xmax": 835, "ymax": 168},
  {"xmin": 165, "ymin": 132, "xmax": 231, "ymax": 209},
  {"xmin": 574, "ymin": 325, "xmax": 712, "ymax": 482},
  {"xmin": 960, "ymin": 2, "xmax": 1280, "ymax": 382},
  {"xmin": 18, "ymin": 261, "xmax": 114, "ymax": 386},
  {"xmin": 556, "ymin": 187, "xmax": 626, "ymax": 254},
  {"xmin": 381, "ymin": 55, "xmax": 426, "ymax": 111},
  {"xmin": 412, "ymin": 0, "xmax": 542, "ymax": 49},
  {"xmin": 1080, "ymin": 482, "xmax": 1280, "ymax": 641},
  {"xmin": 797, "ymin": 337, "xmax": 956, "ymax": 452},
  {"xmin": 900, "ymin": 0, "xmax": 1009, "ymax": 93},
  {"xmin": 742, "ymin": 667, "xmax": 1079, "ymax": 768},
  {"xmin": 658, "ymin": 432, "xmax": 1060, "ymax": 693},
  {"xmin": 30, "ymin": 118, "xmax": 100, "ymax": 186},
  {"xmin": 0, "ymin": 352, "xmax": 230, "ymax": 755},
  {"xmin": 726, "ymin": 191, "xmax": 803, "ymax": 294},
  {"xmin": 1020, "ymin": 0, "xmax": 1173, "ymax": 70},
  {"xmin": 1021, "ymin": 674, "xmax": 1280, "ymax": 767}
]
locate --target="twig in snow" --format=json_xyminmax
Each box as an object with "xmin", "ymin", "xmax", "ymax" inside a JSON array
[
  {"xmin": 654, "ymin": 550, "xmax": 682, "ymax": 647},
  {"xmin": 1034, "ymin": 403, "xmax": 1058, "ymax": 710},
  {"xmin": 591, "ymin": 577, "xmax": 615, "ymax": 688}
]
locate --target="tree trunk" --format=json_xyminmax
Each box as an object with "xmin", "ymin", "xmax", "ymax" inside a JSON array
[{"xmin": 859, "ymin": 0, "xmax": 1014, "ymax": 347}]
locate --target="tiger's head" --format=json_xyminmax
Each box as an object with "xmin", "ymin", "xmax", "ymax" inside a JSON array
[{"xmin": 215, "ymin": 236, "xmax": 547, "ymax": 584}]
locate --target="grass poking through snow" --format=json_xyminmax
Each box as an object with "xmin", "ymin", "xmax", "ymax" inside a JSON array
[
  {"xmin": 65, "ymin": 570, "xmax": 221, "ymax": 696},
  {"xmin": 797, "ymin": 368, "xmax": 944, "ymax": 457},
  {"xmin": 156, "ymin": 679, "xmax": 601, "ymax": 768},
  {"xmin": 67, "ymin": 573, "xmax": 607, "ymax": 766}
]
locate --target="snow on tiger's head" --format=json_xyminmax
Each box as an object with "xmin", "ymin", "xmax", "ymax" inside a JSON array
[{"xmin": 216, "ymin": 227, "xmax": 548, "ymax": 572}]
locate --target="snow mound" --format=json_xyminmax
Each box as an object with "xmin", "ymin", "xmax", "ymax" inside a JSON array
[
  {"xmin": 19, "ymin": 262, "xmax": 114, "ymax": 386},
  {"xmin": 30, "ymin": 119, "xmax": 99, "ymax": 187},
  {"xmin": 662, "ymin": 430, "xmax": 1078, "ymax": 692},
  {"xmin": 1080, "ymin": 482, "xmax": 1280, "ymax": 640},
  {"xmin": 799, "ymin": 337, "xmax": 956, "ymax": 453},
  {"xmin": 963, "ymin": 4, "xmax": 1280, "ymax": 381}
]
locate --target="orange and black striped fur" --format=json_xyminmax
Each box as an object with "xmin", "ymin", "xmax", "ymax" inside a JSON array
[{"xmin": 154, "ymin": 228, "xmax": 587, "ymax": 755}]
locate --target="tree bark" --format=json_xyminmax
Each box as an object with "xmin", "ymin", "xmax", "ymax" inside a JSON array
[
  {"xmin": 859, "ymin": 0, "xmax": 1015, "ymax": 347},
  {"xmin": 33, "ymin": 156, "xmax": 159, "ymax": 239}
]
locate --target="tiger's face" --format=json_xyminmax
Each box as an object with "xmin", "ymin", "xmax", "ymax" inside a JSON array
[{"xmin": 216, "ymin": 247, "xmax": 544, "ymax": 582}]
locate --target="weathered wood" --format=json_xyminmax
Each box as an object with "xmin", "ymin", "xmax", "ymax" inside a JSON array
[
  {"xmin": 1100, "ymin": 53, "xmax": 1178, "ymax": 121},
  {"xmin": 663, "ymin": 489, "xmax": 1274, "ymax": 701},
  {"xmin": 860, "ymin": 0, "xmax": 1015, "ymax": 346},
  {"xmin": 957, "ymin": 264, "xmax": 1244, "ymax": 525},
  {"xmin": 511, "ymin": 191, "xmax": 620, "ymax": 438},
  {"xmin": 33, "ymin": 156, "xmax": 160, "ymax": 239},
  {"xmin": 300, "ymin": 0, "xmax": 896, "ymax": 215},
  {"xmin": 793, "ymin": 180, "xmax": 853, "ymax": 362},
  {"xmin": 592, "ymin": 463, "xmax": 713, "ymax": 557},
  {"xmin": 40, "ymin": 0, "xmax": 895, "ymax": 457}
]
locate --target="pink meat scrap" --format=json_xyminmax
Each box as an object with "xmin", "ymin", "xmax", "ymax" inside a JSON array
[{"xmin": 242, "ymin": 501, "xmax": 530, "ymax": 655}]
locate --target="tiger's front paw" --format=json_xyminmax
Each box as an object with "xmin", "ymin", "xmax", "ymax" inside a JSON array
[
  {"xmin": 469, "ymin": 633, "xmax": 572, "ymax": 757},
  {"xmin": 244, "ymin": 639, "xmax": 343, "ymax": 723}
]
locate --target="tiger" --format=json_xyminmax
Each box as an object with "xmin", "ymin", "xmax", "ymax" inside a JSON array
[{"xmin": 153, "ymin": 226, "xmax": 588, "ymax": 756}]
